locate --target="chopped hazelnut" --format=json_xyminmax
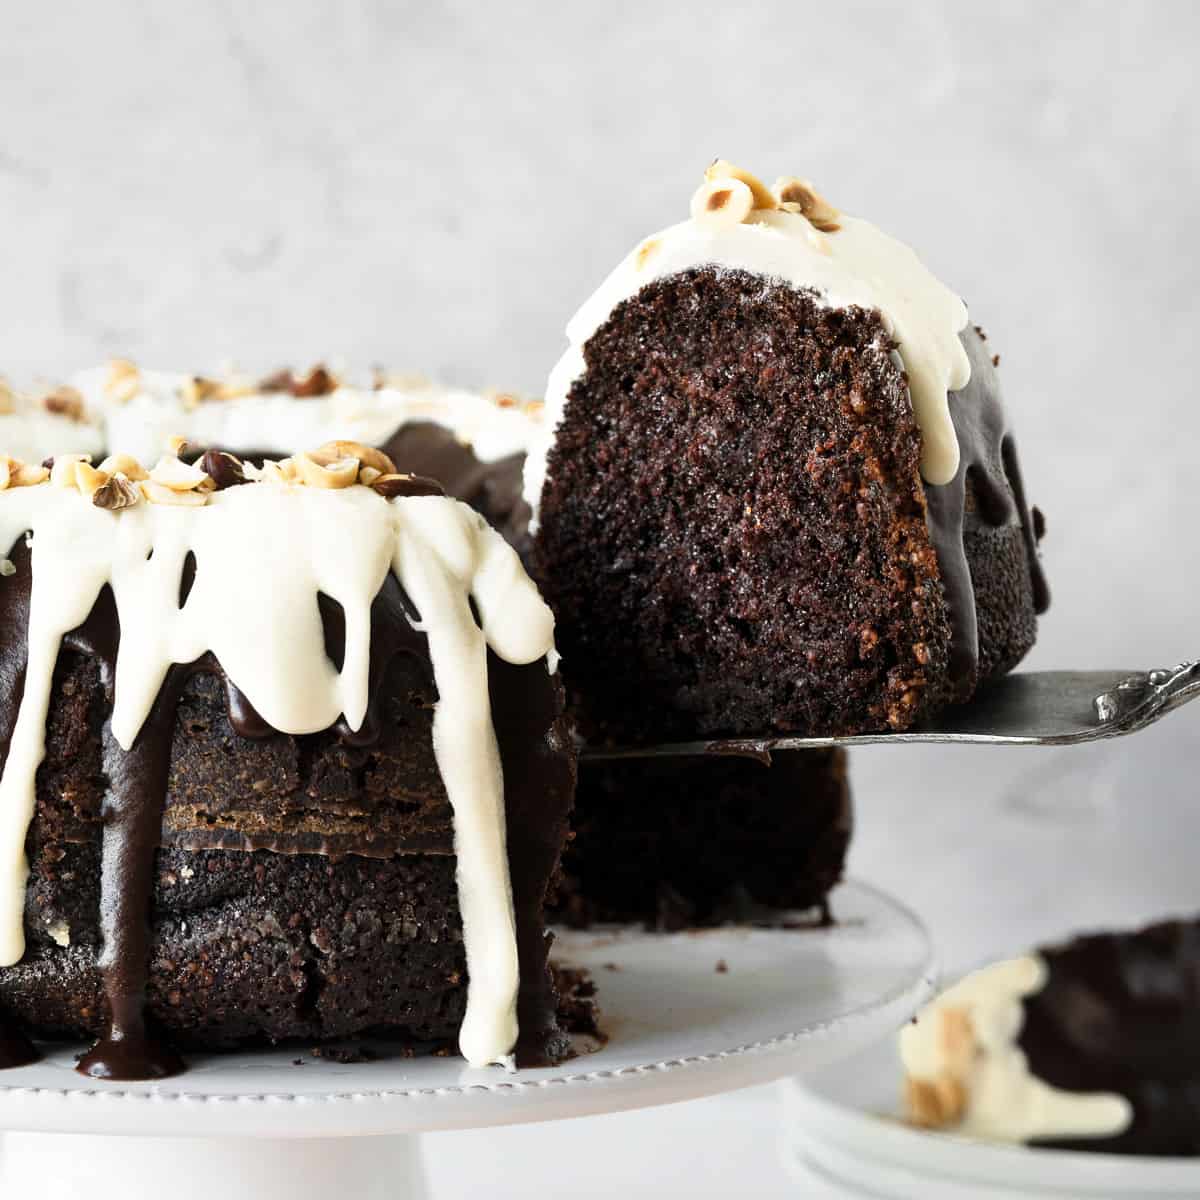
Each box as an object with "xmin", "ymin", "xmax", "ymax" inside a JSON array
[
  {"xmin": 704, "ymin": 160, "xmax": 776, "ymax": 210},
  {"xmin": 140, "ymin": 480, "xmax": 208, "ymax": 507},
  {"xmin": 103, "ymin": 360, "xmax": 142, "ymax": 405},
  {"xmin": 771, "ymin": 176, "xmax": 841, "ymax": 232},
  {"xmin": 199, "ymin": 449, "xmax": 249, "ymax": 490},
  {"xmin": 93, "ymin": 473, "xmax": 141, "ymax": 511},
  {"xmin": 690, "ymin": 177, "xmax": 754, "ymax": 231},
  {"xmin": 150, "ymin": 454, "xmax": 210, "ymax": 492},
  {"xmin": 38, "ymin": 385, "xmax": 87, "ymax": 423},
  {"xmin": 49, "ymin": 453, "xmax": 93, "ymax": 490},
  {"xmin": 74, "ymin": 462, "xmax": 110, "ymax": 500},
  {"xmin": 294, "ymin": 451, "xmax": 359, "ymax": 488},
  {"xmin": 371, "ymin": 472, "xmax": 445, "ymax": 499},
  {"xmin": 97, "ymin": 453, "xmax": 149, "ymax": 482},
  {"xmin": 635, "ymin": 238, "xmax": 660, "ymax": 269},
  {"xmin": 309, "ymin": 440, "xmax": 396, "ymax": 477},
  {"xmin": 11, "ymin": 461, "xmax": 49, "ymax": 487}
]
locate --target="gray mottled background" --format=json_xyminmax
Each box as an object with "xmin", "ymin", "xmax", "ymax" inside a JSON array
[{"xmin": 2, "ymin": 4, "xmax": 1198, "ymax": 1193}]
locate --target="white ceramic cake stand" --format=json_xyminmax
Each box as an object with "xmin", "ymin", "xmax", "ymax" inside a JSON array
[{"xmin": 0, "ymin": 880, "xmax": 933, "ymax": 1200}]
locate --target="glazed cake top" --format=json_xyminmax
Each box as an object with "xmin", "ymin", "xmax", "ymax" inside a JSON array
[
  {"xmin": 526, "ymin": 161, "xmax": 972, "ymax": 520},
  {"xmin": 0, "ymin": 365, "xmax": 543, "ymax": 470},
  {"xmin": 0, "ymin": 438, "xmax": 557, "ymax": 1069}
]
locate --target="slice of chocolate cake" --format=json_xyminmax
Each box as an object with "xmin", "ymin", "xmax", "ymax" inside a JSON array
[
  {"xmin": 901, "ymin": 917, "xmax": 1200, "ymax": 1155},
  {"xmin": 527, "ymin": 162, "xmax": 1049, "ymax": 743},
  {"xmin": 0, "ymin": 439, "xmax": 575, "ymax": 1078}
]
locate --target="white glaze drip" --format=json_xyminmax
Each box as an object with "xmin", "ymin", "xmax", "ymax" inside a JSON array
[
  {"xmin": 0, "ymin": 484, "xmax": 555, "ymax": 1068},
  {"xmin": 525, "ymin": 206, "xmax": 971, "ymax": 521},
  {"xmin": 900, "ymin": 956, "xmax": 1133, "ymax": 1144}
]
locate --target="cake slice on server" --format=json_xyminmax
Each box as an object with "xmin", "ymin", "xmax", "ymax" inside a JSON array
[
  {"xmin": 527, "ymin": 162, "xmax": 1049, "ymax": 743},
  {"xmin": 0, "ymin": 439, "xmax": 575, "ymax": 1078}
]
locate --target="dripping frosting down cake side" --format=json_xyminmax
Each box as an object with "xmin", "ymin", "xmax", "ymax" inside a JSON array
[
  {"xmin": 527, "ymin": 161, "xmax": 1049, "ymax": 742},
  {"xmin": 0, "ymin": 441, "xmax": 575, "ymax": 1078}
]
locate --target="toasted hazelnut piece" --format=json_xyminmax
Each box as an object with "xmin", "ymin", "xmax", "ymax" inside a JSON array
[
  {"xmin": 705, "ymin": 160, "xmax": 776, "ymax": 211},
  {"xmin": 179, "ymin": 376, "xmax": 222, "ymax": 408},
  {"xmin": 371, "ymin": 472, "xmax": 446, "ymax": 500},
  {"xmin": 635, "ymin": 238, "xmax": 660, "ymax": 270},
  {"xmin": 140, "ymin": 480, "xmax": 208, "ymax": 507},
  {"xmin": 262, "ymin": 365, "xmax": 338, "ymax": 398},
  {"xmin": 104, "ymin": 359, "xmax": 142, "ymax": 404},
  {"xmin": 358, "ymin": 465, "xmax": 382, "ymax": 487},
  {"xmin": 258, "ymin": 456, "xmax": 300, "ymax": 484},
  {"xmin": 295, "ymin": 451, "xmax": 359, "ymax": 489},
  {"xmin": 690, "ymin": 177, "xmax": 755, "ymax": 231},
  {"xmin": 74, "ymin": 462, "xmax": 110, "ymax": 500},
  {"xmin": 215, "ymin": 375, "xmax": 257, "ymax": 401},
  {"xmin": 0, "ymin": 379, "xmax": 16, "ymax": 416},
  {"xmin": 0, "ymin": 458, "xmax": 10, "ymax": 490},
  {"xmin": 11, "ymin": 462, "xmax": 49, "ymax": 487},
  {"xmin": 50, "ymin": 453, "xmax": 93, "ymax": 489},
  {"xmin": 290, "ymin": 364, "xmax": 337, "ymax": 397},
  {"xmin": 309, "ymin": 440, "xmax": 396, "ymax": 477},
  {"xmin": 165, "ymin": 434, "xmax": 190, "ymax": 458},
  {"xmin": 905, "ymin": 1073, "xmax": 967, "ymax": 1129},
  {"xmin": 38, "ymin": 385, "xmax": 87, "ymax": 423},
  {"xmin": 199, "ymin": 449, "xmax": 249, "ymax": 491},
  {"xmin": 93, "ymin": 473, "xmax": 141, "ymax": 511},
  {"xmin": 150, "ymin": 454, "xmax": 210, "ymax": 492},
  {"xmin": 98, "ymin": 453, "xmax": 150, "ymax": 482},
  {"xmin": 771, "ymin": 176, "xmax": 841, "ymax": 232},
  {"xmin": 524, "ymin": 399, "xmax": 546, "ymax": 418}
]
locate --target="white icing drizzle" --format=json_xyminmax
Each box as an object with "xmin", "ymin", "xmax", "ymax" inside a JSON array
[
  {"xmin": 900, "ymin": 956, "xmax": 1133, "ymax": 1144},
  {"xmin": 70, "ymin": 369, "xmax": 540, "ymax": 468},
  {"xmin": 0, "ymin": 484, "xmax": 556, "ymax": 1069},
  {"xmin": 525, "ymin": 204, "xmax": 971, "ymax": 520}
]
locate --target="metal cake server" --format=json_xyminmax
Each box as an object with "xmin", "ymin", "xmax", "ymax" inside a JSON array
[{"xmin": 581, "ymin": 661, "xmax": 1200, "ymax": 761}]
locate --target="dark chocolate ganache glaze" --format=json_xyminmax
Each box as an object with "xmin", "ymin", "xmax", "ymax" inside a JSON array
[
  {"xmin": 0, "ymin": 469, "xmax": 572, "ymax": 1078},
  {"xmin": 924, "ymin": 326, "xmax": 1050, "ymax": 685}
]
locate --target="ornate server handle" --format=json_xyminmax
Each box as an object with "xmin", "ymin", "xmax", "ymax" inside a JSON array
[{"xmin": 1093, "ymin": 661, "xmax": 1200, "ymax": 730}]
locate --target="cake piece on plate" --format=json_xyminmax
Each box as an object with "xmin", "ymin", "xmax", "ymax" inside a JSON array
[
  {"xmin": 527, "ymin": 162, "xmax": 1049, "ymax": 743},
  {"xmin": 0, "ymin": 439, "xmax": 575, "ymax": 1078},
  {"xmin": 901, "ymin": 917, "xmax": 1200, "ymax": 1155}
]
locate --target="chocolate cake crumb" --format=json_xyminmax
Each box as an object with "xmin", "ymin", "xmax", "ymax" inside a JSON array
[{"xmin": 551, "ymin": 964, "xmax": 604, "ymax": 1040}]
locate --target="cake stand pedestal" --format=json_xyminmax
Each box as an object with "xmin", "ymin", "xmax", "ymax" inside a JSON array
[{"xmin": 0, "ymin": 880, "xmax": 933, "ymax": 1200}]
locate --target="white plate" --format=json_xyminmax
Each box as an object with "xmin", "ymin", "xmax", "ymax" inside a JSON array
[
  {"xmin": 0, "ymin": 880, "xmax": 933, "ymax": 1139},
  {"xmin": 782, "ymin": 1039, "xmax": 1198, "ymax": 1198}
]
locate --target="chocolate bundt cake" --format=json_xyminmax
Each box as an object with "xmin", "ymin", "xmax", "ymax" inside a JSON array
[
  {"xmin": 11, "ymin": 364, "xmax": 854, "ymax": 940},
  {"xmin": 0, "ymin": 439, "xmax": 575, "ymax": 1078},
  {"xmin": 901, "ymin": 918, "xmax": 1200, "ymax": 1155},
  {"xmin": 526, "ymin": 162, "xmax": 1049, "ymax": 743}
]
